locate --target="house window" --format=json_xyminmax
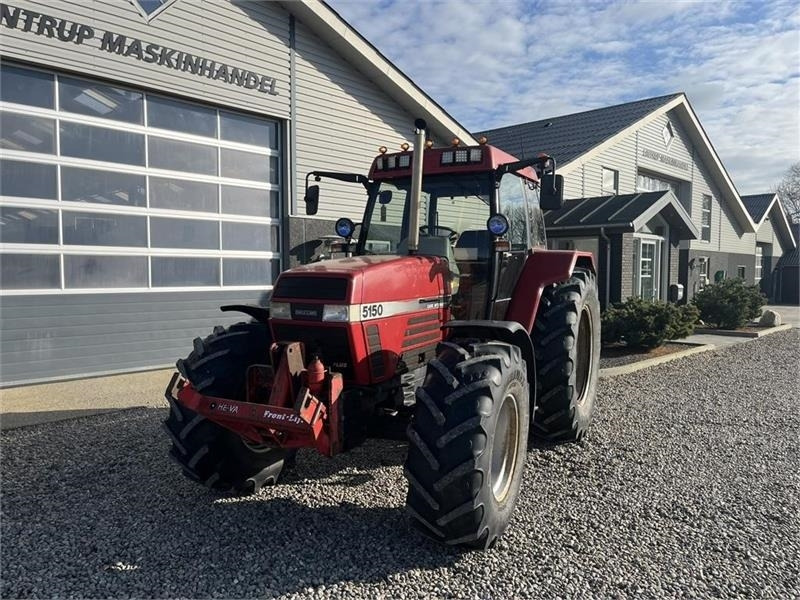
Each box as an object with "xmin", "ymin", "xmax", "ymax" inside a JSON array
[
  {"xmin": 755, "ymin": 246, "xmax": 763, "ymax": 282},
  {"xmin": 636, "ymin": 172, "xmax": 680, "ymax": 197},
  {"xmin": 737, "ymin": 266, "xmax": 746, "ymax": 280},
  {"xmin": 602, "ymin": 167, "xmax": 618, "ymax": 194},
  {"xmin": 701, "ymin": 195, "xmax": 712, "ymax": 242},
  {"xmin": 697, "ymin": 256, "xmax": 709, "ymax": 290}
]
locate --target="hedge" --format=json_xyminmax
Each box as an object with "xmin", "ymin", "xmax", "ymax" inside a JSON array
[
  {"xmin": 692, "ymin": 278, "xmax": 765, "ymax": 329},
  {"xmin": 602, "ymin": 297, "xmax": 699, "ymax": 349}
]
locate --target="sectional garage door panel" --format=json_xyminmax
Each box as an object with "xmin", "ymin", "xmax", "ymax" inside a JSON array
[{"xmin": 0, "ymin": 290, "xmax": 270, "ymax": 385}]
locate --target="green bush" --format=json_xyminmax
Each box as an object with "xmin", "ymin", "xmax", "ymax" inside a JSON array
[
  {"xmin": 692, "ymin": 278, "xmax": 765, "ymax": 329},
  {"xmin": 602, "ymin": 297, "xmax": 699, "ymax": 349}
]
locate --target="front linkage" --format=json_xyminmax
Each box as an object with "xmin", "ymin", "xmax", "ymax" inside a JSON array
[{"xmin": 167, "ymin": 341, "xmax": 343, "ymax": 458}]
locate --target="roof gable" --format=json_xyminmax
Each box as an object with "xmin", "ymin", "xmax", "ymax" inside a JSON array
[
  {"xmin": 478, "ymin": 94, "xmax": 757, "ymax": 234},
  {"xmin": 743, "ymin": 193, "xmax": 797, "ymax": 249},
  {"xmin": 742, "ymin": 193, "xmax": 776, "ymax": 223},
  {"xmin": 478, "ymin": 94, "xmax": 681, "ymax": 165},
  {"xmin": 544, "ymin": 190, "xmax": 698, "ymax": 239}
]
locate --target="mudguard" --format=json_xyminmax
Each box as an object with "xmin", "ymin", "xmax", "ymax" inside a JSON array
[
  {"xmin": 443, "ymin": 319, "xmax": 536, "ymax": 410},
  {"xmin": 220, "ymin": 304, "xmax": 271, "ymax": 323},
  {"xmin": 505, "ymin": 250, "xmax": 595, "ymax": 332}
]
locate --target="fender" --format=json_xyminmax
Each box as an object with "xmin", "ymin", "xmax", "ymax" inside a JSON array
[
  {"xmin": 220, "ymin": 304, "xmax": 270, "ymax": 323},
  {"xmin": 506, "ymin": 249, "xmax": 596, "ymax": 332},
  {"xmin": 443, "ymin": 319, "xmax": 536, "ymax": 411}
]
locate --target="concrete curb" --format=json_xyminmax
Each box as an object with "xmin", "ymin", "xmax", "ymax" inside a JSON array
[
  {"xmin": 692, "ymin": 324, "xmax": 792, "ymax": 338},
  {"xmin": 599, "ymin": 343, "xmax": 716, "ymax": 379}
]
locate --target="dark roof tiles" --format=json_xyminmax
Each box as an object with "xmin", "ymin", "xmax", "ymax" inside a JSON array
[
  {"xmin": 544, "ymin": 191, "xmax": 668, "ymax": 229},
  {"xmin": 478, "ymin": 93, "xmax": 683, "ymax": 165},
  {"xmin": 741, "ymin": 193, "xmax": 776, "ymax": 223}
]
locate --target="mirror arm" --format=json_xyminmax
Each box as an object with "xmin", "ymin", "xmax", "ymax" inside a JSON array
[
  {"xmin": 495, "ymin": 155, "xmax": 557, "ymax": 184},
  {"xmin": 306, "ymin": 170, "xmax": 370, "ymax": 191}
]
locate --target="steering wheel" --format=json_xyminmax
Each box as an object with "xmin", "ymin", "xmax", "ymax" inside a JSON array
[{"xmin": 419, "ymin": 225, "xmax": 459, "ymax": 244}]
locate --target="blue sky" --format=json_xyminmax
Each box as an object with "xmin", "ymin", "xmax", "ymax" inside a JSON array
[{"xmin": 328, "ymin": 0, "xmax": 800, "ymax": 195}]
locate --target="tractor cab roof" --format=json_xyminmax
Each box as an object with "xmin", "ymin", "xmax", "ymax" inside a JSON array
[{"xmin": 368, "ymin": 144, "xmax": 538, "ymax": 183}]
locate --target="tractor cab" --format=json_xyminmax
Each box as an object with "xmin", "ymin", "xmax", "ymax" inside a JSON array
[{"xmin": 304, "ymin": 128, "xmax": 563, "ymax": 323}]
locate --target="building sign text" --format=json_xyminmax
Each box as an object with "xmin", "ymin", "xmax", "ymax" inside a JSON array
[
  {"xmin": 641, "ymin": 148, "xmax": 689, "ymax": 171},
  {"xmin": 1, "ymin": 4, "xmax": 279, "ymax": 96}
]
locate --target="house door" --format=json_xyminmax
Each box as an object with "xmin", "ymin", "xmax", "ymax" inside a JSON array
[{"xmin": 635, "ymin": 237, "xmax": 662, "ymax": 301}]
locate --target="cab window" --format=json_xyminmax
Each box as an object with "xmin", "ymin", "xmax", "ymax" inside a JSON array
[
  {"xmin": 523, "ymin": 181, "xmax": 546, "ymax": 248},
  {"xmin": 498, "ymin": 173, "xmax": 529, "ymax": 250}
]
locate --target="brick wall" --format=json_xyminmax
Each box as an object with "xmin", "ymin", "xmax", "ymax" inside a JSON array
[{"xmin": 620, "ymin": 232, "xmax": 635, "ymax": 300}]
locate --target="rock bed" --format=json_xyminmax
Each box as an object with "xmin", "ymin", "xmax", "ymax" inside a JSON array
[{"xmin": 2, "ymin": 330, "xmax": 798, "ymax": 599}]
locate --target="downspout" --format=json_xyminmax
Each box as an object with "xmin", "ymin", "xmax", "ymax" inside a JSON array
[{"xmin": 599, "ymin": 226, "xmax": 611, "ymax": 308}]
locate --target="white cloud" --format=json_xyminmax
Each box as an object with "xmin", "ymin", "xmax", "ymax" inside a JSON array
[{"xmin": 329, "ymin": 0, "xmax": 800, "ymax": 194}]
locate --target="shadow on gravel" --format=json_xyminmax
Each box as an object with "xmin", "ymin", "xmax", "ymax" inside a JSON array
[
  {"xmin": 0, "ymin": 408, "xmax": 127, "ymax": 430},
  {"xmin": 1, "ymin": 408, "xmax": 459, "ymax": 599},
  {"xmin": 179, "ymin": 498, "xmax": 460, "ymax": 597}
]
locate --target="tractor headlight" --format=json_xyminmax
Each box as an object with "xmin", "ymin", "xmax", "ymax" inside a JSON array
[
  {"xmin": 322, "ymin": 304, "xmax": 349, "ymax": 322},
  {"xmin": 270, "ymin": 301, "xmax": 291, "ymax": 319}
]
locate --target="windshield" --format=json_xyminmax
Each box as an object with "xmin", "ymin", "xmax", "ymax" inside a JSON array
[{"xmin": 359, "ymin": 174, "xmax": 494, "ymax": 255}]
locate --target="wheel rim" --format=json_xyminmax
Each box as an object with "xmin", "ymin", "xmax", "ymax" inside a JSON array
[
  {"xmin": 491, "ymin": 392, "xmax": 520, "ymax": 503},
  {"xmin": 575, "ymin": 308, "xmax": 592, "ymax": 404}
]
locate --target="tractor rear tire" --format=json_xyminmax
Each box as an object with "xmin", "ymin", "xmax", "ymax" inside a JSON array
[
  {"xmin": 164, "ymin": 321, "xmax": 293, "ymax": 493},
  {"xmin": 532, "ymin": 268, "xmax": 601, "ymax": 442},
  {"xmin": 404, "ymin": 340, "xmax": 529, "ymax": 549}
]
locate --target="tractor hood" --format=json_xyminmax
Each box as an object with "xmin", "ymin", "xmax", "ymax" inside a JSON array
[{"xmin": 273, "ymin": 254, "xmax": 449, "ymax": 304}]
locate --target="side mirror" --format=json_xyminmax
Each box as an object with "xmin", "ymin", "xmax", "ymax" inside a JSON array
[
  {"xmin": 304, "ymin": 185, "xmax": 320, "ymax": 215},
  {"xmin": 378, "ymin": 190, "xmax": 393, "ymax": 205},
  {"xmin": 540, "ymin": 173, "xmax": 564, "ymax": 210}
]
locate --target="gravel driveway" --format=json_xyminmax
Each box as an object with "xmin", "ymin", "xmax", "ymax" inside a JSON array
[{"xmin": 2, "ymin": 330, "xmax": 798, "ymax": 599}]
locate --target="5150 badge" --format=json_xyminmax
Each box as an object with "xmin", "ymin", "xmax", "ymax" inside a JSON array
[{"xmin": 361, "ymin": 303, "xmax": 384, "ymax": 319}]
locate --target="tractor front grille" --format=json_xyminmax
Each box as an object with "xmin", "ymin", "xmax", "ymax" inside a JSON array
[
  {"xmin": 273, "ymin": 277, "xmax": 349, "ymax": 301},
  {"xmin": 271, "ymin": 323, "xmax": 353, "ymax": 380}
]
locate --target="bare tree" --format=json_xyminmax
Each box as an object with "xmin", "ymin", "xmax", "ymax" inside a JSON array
[{"xmin": 775, "ymin": 162, "xmax": 800, "ymax": 223}]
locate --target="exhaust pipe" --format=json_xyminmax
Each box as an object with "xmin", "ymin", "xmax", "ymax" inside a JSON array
[{"xmin": 407, "ymin": 118, "xmax": 427, "ymax": 254}]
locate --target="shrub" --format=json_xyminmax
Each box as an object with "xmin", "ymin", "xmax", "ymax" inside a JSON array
[
  {"xmin": 602, "ymin": 297, "xmax": 699, "ymax": 349},
  {"xmin": 668, "ymin": 302, "xmax": 700, "ymax": 340},
  {"xmin": 692, "ymin": 278, "xmax": 765, "ymax": 329}
]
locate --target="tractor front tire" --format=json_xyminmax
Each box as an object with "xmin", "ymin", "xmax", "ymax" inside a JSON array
[
  {"xmin": 532, "ymin": 268, "xmax": 601, "ymax": 442},
  {"xmin": 404, "ymin": 340, "xmax": 529, "ymax": 549},
  {"xmin": 164, "ymin": 321, "xmax": 293, "ymax": 493}
]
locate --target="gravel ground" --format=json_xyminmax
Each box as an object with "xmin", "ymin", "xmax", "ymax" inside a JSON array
[{"xmin": 2, "ymin": 330, "xmax": 798, "ymax": 599}]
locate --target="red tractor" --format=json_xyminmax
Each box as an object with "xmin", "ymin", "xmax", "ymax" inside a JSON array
[{"xmin": 164, "ymin": 119, "xmax": 600, "ymax": 549}]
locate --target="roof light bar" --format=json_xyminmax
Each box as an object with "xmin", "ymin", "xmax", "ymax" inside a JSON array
[
  {"xmin": 440, "ymin": 148, "xmax": 482, "ymax": 166},
  {"xmin": 375, "ymin": 152, "xmax": 413, "ymax": 171}
]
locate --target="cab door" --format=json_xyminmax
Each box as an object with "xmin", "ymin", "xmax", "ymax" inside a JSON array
[{"xmin": 491, "ymin": 172, "xmax": 532, "ymax": 319}]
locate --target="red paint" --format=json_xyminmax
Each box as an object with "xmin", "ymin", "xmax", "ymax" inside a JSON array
[
  {"xmin": 368, "ymin": 144, "xmax": 538, "ymax": 182},
  {"xmin": 305, "ymin": 356, "xmax": 325, "ymax": 397},
  {"xmin": 272, "ymin": 255, "xmax": 448, "ymax": 385},
  {"xmin": 174, "ymin": 349, "xmax": 345, "ymax": 457},
  {"xmin": 506, "ymin": 249, "xmax": 596, "ymax": 332}
]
